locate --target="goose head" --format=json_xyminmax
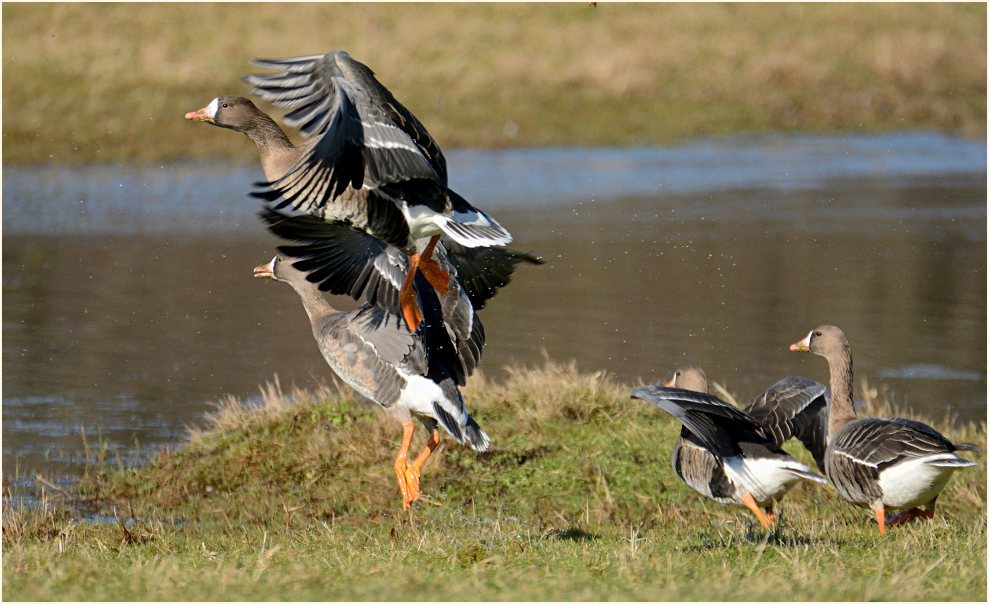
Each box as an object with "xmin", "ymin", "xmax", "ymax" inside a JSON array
[
  {"xmin": 185, "ymin": 96, "xmax": 264, "ymax": 131},
  {"xmin": 790, "ymin": 325, "xmax": 850, "ymax": 361}
]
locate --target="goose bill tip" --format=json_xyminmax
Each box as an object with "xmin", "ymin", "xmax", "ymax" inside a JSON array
[
  {"xmin": 184, "ymin": 107, "xmax": 214, "ymax": 122},
  {"xmin": 790, "ymin": 332, "xmax": 812, "ymax": 351},
  {"xmin": 253, "ymin": 258, "xmax": 277, "ymax": 279}
]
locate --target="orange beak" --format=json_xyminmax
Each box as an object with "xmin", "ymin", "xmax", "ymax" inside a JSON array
[
  {"xmin": 253, "ymin": 257, "xmax": 277, "ymax": 279},
  {"xmin": 790, "ymin": 331, "xmax": 812, "ymax": 352},
  {"xmin": 185, "ymin": 106, "xmax": 214, "ymax": 122}
]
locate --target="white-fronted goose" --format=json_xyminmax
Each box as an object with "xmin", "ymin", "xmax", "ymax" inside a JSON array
[
  {"xmin": 253, "ymin": 255, "xmax": 489, "ymax": 509},
  {"xmin": 187, "ymin": 50, "xmax": 513, "ymax": 330},
  {"xmin": 790, "ymin": 325, "xmax": 981, "ymax": 535},
  {"xmin": 632, "ymin": 366, "xmax": 826, "ymax": 529}
]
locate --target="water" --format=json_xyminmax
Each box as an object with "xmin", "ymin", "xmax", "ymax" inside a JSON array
[{"xmin": 3, "ymin": 133, "xmax": 986, "ymax": 491}]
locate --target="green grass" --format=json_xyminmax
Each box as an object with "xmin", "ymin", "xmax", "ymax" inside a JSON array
[
  {"xmin": 3, "ymin": 362, "xmax": 986, "ymax": 600},
  {"xmin": 2, "ymin": 3, "xmax": 985, "ymax": 164}
]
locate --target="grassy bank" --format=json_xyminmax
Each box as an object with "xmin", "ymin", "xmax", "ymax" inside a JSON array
[
  {"xmin": 2, "ymin": 3, "xmax": 985, "ymax": 165},
  {"xmin": 4, "ymin": 361, "xmax": 985, "ymax": 600}
]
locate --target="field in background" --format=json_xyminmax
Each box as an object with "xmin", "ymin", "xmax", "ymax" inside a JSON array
[
  {"xmin": 3, "ymin": 362, "xmax": 986, "ymax": 600},
  {"xmin": 2, "ymin": 3, "xmax": 985, "ymax": 164}
]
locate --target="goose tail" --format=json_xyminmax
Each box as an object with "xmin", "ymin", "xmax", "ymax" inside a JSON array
[{"xmin": 439, "ymin": 213, "xmax": 513, "ymax": 248}]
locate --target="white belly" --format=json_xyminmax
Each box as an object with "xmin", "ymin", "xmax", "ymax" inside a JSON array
[
  {"xmin": 395, "ymin": 372, "xmax": 445, "ymax": 418},
  {"xmin": 878, "ymin": 455, "xmax": 964, "ymax": 509},
  {"xmin": 723, "ymin": 457, "xmax": 812, "ymax": 506},
  {"xmin": 402, "ymin": 203, "xmax": 447, "ymax": 240}
]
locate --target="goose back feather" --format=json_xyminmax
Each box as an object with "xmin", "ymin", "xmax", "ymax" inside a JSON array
[{"xmin": 825, "ymin": 416, "xmax": 978, "ymax": 510}]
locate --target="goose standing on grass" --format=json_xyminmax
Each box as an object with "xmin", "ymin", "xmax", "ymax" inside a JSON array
[
  {"xmin": 253, "ymin": 255, "xmax": 489, "ymax": 509},
  {"xmin": 186, "ymin": 50, "xmax": 514, "ymax": 330},
  {"xmin": 632, "ymin": 366, "xmax": 826, "ymax": 529},
  {"xmin": 790, "ymin": 325, "xmax": 981, "ymax": 535}
]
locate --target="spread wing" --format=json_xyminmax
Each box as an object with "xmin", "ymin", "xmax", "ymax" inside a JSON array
[
  {"xmin": 245, "ymin": 50, "xmax": 448, "ymax": 217},
  {"xmin": 631, "ymin": 386, "xmax": 768, "ymax": 461},
  {"xmin": 258, "ymin": 207, "xmax": 408, "ymax": 313},
  {"xmin": 258, "ymin": 207, "xmax": 484, "ymax": 385},
  {"xmin": 441, "ymin": 235, "xmax": 544, "ymax": 311},
  {"xmin": 745, "ymin": 376, "xmax": 829, "ymax": 471}
]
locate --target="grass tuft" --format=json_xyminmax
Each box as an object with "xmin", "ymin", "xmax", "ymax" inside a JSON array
[{"xmin": 2, "ymin": 489, "xmax": 72, "ymax": 546}]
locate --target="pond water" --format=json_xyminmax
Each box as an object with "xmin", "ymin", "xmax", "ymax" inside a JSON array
[{"xmin": 3, "ymin": 133, "xmax": 986, "ymax": 492}]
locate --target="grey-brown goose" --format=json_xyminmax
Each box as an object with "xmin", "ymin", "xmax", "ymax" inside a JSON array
[
  {"xmin": 632, "ymin": 366, "xmax": 826, "ymax": 528},
  {"xmin": 790, "ymin": 325, "xmax": 981, "ymax": 535},
  {"xmin": 254, "ymin": 255, "xmax": 489, "ymax": 509},
  {"xmin": 187, "ymin": 50, "xmax": 513, "ymax": 330}
]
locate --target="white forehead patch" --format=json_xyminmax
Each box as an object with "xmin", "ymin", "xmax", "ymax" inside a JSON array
[{"xmin": 205, "ymin": 97, "xmax": 220, "ymax": 118}]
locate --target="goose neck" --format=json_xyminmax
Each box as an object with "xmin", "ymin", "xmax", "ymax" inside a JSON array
[{"xmin": 826, "ymin": 348, "xmax": 857, "ymax": 441}]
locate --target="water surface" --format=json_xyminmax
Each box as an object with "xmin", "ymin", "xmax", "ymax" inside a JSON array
[{"xmin": 3, "ymin": 133, "xmax": 986, "ymax": 488}]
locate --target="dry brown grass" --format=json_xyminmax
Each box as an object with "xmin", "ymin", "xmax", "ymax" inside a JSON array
[
  {"xmin": 466, "ymin": 356, "xmax": 628, "ymax": 428},
  {"xmin": 2, "ymin": 3, "xmax": 984, "ymax": 164},
  {"xmin": 1, "ymin": 488, "xmax": 70, "ymax": 545}
]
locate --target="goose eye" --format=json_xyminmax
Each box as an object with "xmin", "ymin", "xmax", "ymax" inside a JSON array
[
  {"xmin": 221, "ymin": 102, "xmax": 229, "ymax": 108},
  {"xmin": 814, "ymin": 331, "xmax": 822, "ymax": 337}
]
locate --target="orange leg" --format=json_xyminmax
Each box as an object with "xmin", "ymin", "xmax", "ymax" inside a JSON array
[
  {"xmin": 404, "ymin": 430, "xmax": 441, "ymax": 498},
  {"xmin": 398, "ymin": 235, "xmax": 451, "ymax": 331},
  {"xmin": 417, "ymin": 235, "xmax": 450, "ymax": 295},
  {"xmin": 393, "ymin": 421, "xmax": 417, "ymax": 509},
  {"xmin": 765, "ymin": 505, "xmax": 777, "ymax": 526},
  {"xmin": 874, "ymin": 505, "xmax": 886, "ymax": 536},
  {"xmin": 741, "ymin": 493, "xmax": 772, "ymax": 529},
  {"xmin": 398, "ymin": 253, "xmax": 424, "ymax": 331},
  {"xmin": 886, "ymin": 507, "xmax": 935, "ymax": 527}
]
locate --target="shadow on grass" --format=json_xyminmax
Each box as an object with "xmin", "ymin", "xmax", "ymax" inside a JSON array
[
  {"xmin": 547, "ymin": 526, "xmax": 598, "ymax": 542},
  {"xmin": 675, "ymin": 521, "xmax": 834, "ymax": 553}
]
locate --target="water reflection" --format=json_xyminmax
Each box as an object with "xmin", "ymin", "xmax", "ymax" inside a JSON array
[{"xmin": 3, "ymin": 134, "xmax": 986, "ymax": 484}]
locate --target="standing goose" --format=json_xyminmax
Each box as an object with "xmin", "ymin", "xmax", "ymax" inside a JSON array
[
  {"xmin": 790, "ymin": 325, "xmax": 981, "ymax": 535},
  {"xmin": 253, "ymin": 255, "xmax": 489, "ymax": 509},
  {"xmin": 632, "ymin": 366, "xmax": 826, "ymax": 529},
  {"xmin": 187, "ymin": 50, "xmax": 513, "ymax": 330}
]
